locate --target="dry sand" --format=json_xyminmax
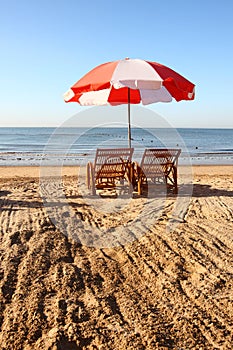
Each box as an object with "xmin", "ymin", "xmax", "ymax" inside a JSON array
[{"xmin": 0, "ymin": 165, "xmax": 232, "ymax": 349}]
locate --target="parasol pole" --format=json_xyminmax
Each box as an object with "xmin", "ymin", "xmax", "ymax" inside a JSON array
[{"xmin": 127, "ymin": 88, "xmax": 131, "ymax": 148}]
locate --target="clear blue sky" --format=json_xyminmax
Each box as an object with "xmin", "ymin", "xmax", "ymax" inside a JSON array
[{"xmin": 1, "ymin": 0, "xmax": 232, "ymax": 128}]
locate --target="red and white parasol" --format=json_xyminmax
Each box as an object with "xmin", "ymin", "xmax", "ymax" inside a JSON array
[{"xmin": 64, "ymin": 58, "xmax": 195, "ymax": 147}]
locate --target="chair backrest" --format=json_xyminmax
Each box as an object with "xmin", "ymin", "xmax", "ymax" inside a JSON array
[
  {"xmin": 94, "ymin": 148, "xmax": 134, "ymax": 176},
  {"xmin": 140, "ymin": 148, "xmax": 181, "ymax": 177}
]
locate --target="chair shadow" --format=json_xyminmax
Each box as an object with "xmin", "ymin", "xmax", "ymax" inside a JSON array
[
  {"xmin": 132, "ymin": 183, "xmax": 233, "ymax": 199},
  {"xmin": 191, "ymin": 183, "xmax": 233, "ymax": 198}
]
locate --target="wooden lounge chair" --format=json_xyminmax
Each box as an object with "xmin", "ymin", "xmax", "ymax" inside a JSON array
[
  {"xmin": 86, "ymin": 148, "xmax": 134, "ymax": 195},
  {"xmin": 135, "ymin": 148, "xmax": 181, "ymax": 195}
]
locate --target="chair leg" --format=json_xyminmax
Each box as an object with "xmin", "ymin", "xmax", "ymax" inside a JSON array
[
  {"xmin": 86, "ymin": 162, "xmax": 91, "ymax": 188},
  {"xmin": 89, "ymin": 163, "xmax": 96, "ymax": 195},
  {"xmin": 138, "ymin": 177, "xmax": 142, "ymax": 195},
  {"xmin": 174, "ymin": 166, "xmax": 178, "ymax": 194}
]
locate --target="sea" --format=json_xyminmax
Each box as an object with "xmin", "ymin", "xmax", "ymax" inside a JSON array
[{"xmin": 0, "ymin": 127, "xmax": 232, "ymax": 166}]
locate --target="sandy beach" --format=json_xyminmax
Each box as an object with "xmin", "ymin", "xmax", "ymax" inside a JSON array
[{"xmin": 0, "ymin": 165, "xmax": 232, "ymax": 349}]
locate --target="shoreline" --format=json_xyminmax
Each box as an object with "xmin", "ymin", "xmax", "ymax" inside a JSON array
[{"xmin": 0, "ymin": 148, "xmax": 233, "ymax": 168}]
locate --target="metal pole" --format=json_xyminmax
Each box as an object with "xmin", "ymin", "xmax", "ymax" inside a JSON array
[{"xmin": 128, "ymin": 88, "xmax": 131, "ymax": 148}]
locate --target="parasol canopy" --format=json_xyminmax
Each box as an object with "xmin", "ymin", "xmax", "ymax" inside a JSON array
[{"xmin": 64, "ymin": 58, "xmax": 195, "ymax": 147}]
